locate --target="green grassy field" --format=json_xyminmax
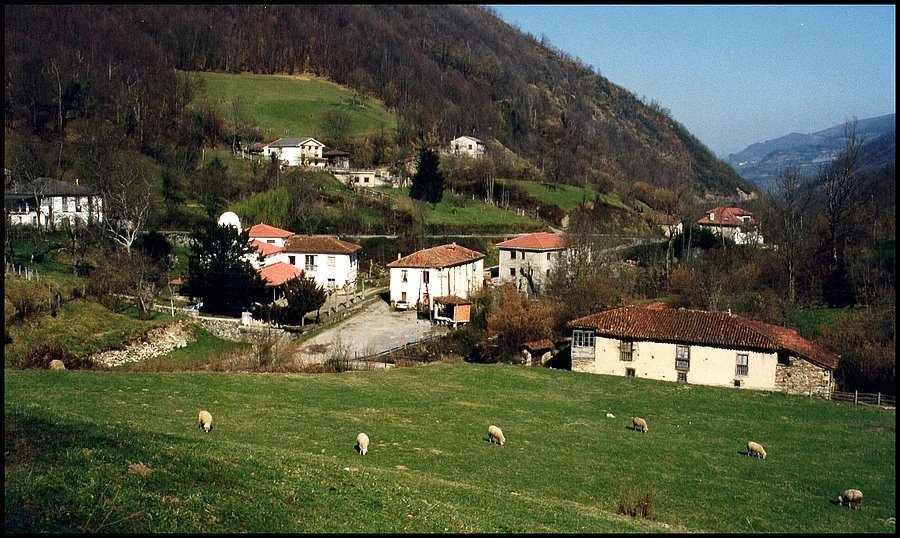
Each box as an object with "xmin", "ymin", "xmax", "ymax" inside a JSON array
[
  {"xmin": 191, "ymin": 71, "xmax": 397, "ymax": 140},
  {"xmin": 4, "ymin": 364, "xmax": 894, "ymax": 533}
]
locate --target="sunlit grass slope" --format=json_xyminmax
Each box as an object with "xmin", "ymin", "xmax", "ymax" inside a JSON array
[
  {"xmin": 4, "ymin": 364, "xmax": 895, "ymax": 533},
  {"xmin": 192, "ymin": 71, "xmax": 397, "ymax": 140}
]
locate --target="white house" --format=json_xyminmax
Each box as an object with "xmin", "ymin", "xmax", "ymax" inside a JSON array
[
  {"xmin": 697, "ymin": 206, "xmax": 763, "ymax": 245},
  {"xmin": 246, "ymin": 223, "xmax": 294, "ymax": 269},
  {"xmin": 448, "ymin": 135, "xmax": 485, "ymax": 158},
  {"xmin": 5, "ymin": 177, "xmax": 103, "ymax": 227},
  {"xmin": 266, "ymin": 234, "xmax": 363, "ymax": 292},
  {"xmin": 568, "ymin": 305, "xmax": 838, "ymax": 397},
  {"xmin": 386, "ymin": 243, "xmax": 484, "ymax": 311},
  {"xmin": 496, "ymin": 231, "xmax": 566, "ymax": 295},
  {"xmin": 262, "ymin": 137, "xmax": 327, "ymax": 168},
  {"xmin": 332, "ymin": 168, "xmax": 396, "ymax": 188}
]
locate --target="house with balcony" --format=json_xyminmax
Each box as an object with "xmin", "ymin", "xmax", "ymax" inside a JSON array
[
  {"xmin": 5, "ymin": 177, "xmax": 103, "ymax": 227},
  {"xmin": 567, "ymin": 305, "xmax": 838, "ymax": 397},
  {"xmin": 386, "ymin": 243, "xmax": 484, "ymax": 313},
  {"xmin": 265, "ymin": 234, "xmax": 362, "ymax": 292},
  {"xmin": 261, "ymin": 137, "xmax": 327, "ymax": 168}
]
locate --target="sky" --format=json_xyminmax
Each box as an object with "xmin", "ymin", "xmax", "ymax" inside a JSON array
[{"xmin": 489, "ymin": 4, "xmax": 896, "ymax": 157}]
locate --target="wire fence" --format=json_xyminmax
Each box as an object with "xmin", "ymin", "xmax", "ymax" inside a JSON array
[{"xmin": 830, "ymin": 390, "xmax": 895, "ymax": 409}]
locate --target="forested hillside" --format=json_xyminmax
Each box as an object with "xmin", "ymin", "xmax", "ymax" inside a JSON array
[{"xmin": 4, "ymin": 4, "xmax": 753, "ymax": 199}]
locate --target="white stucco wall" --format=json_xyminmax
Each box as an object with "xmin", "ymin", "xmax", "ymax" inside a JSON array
[
  {"xmin": 390, "ymin": 259, "xmax": 484, "ymax": 307},
  {"xmin": 572, "ymin": 335, "xmax": 779, "ymax": 390},
  {"xmin": 267, "ymin": 252, "xmax": 358, "ymax": 290},
  {"xmin": 497, "ymin": 247, "xmax": 562, "ymax": 293},
  {"xmin": 8, "ymin": 195, "xmax": 104, "ymax": 226}
]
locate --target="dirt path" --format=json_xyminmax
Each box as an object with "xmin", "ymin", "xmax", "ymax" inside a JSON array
[{"xmin": 292, "ymin": 299, "xmax": 449, "ymax": 367}]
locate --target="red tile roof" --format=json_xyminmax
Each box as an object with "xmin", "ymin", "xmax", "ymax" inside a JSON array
[
  {"xmin": 697, "ymin": 207, "xmax": 758, "ymax": 229},
  {"xmin": 250, "ymin": 239, "xmax": 282, "ymax": 257},
  {"xmin": 386, "ymin": 243, "xmax": 484, "ymax": 269},
  {"xmin": 496, "ymin": 232, "xmax": 566, "ymax": 250},
  {"xmin": 248, "ymin": 223, "xmax": 294, "ymax": 239},
  {"xmin": 568, "ymin": 306, "xmax": 839, "ymax": 370},
  {"xmin": 283, "ymin": 235, "xmax": 362, "ymax": 254},
  {"xmin": 258, "ymin": 262, "xmax": 304, "ymax": 287}
]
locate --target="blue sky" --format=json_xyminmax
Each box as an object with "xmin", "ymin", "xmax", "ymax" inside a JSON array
[{"xmin": 489, "ymin": 4, "xmax": 896, "ymax": 157}]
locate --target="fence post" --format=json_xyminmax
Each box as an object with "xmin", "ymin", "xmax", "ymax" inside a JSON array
[
  {"xmin": 854, "ymin": 390, "xmax": 858, "ymax": 405},
  {"xmin": 877, "ymin": 393, "xmax": 881, "ymax": 405}
]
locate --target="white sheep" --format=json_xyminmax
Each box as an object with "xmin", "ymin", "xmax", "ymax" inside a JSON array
[
  {"xmin": 487, "ymin": 425, "xmax": 505, "ymax": 445},
  {"xmin": 198, "ymin": 410, "xmax": 213, "ymax": 433},
  {"xmin": 837, "ymin": 488, "xmax": 863, "ymax": 509},
  {"xmin": 606, "ymin": 412, "xmax": 616, "ymax": 419},
  {"xmin": 48, "ymin": 359, "xmax": 66, "ymax": 370},
  {"xmin": 747, "ymin": 441, "xmax": 767, "ymax": 459},
  {"xmin": 356, "ymin": 432, "xmax": 369, "ymax": 455},
  {"xmin": 631, "ymin": 416, "xmax": 648, "ymax": 433}
]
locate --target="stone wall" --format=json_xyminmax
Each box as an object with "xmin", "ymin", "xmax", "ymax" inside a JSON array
[{"xmin": 775, "ymin": 356, "xmax": 833, "ymax": 397}]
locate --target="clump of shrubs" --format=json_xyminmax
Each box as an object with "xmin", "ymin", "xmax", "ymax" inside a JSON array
[
  {"xmin": 20, "ymin": 344, "xmax": 94, "ymax": 370},
  {"xmin": 616, "ymin": 486, "xmax": 655, "ymax": 520}
]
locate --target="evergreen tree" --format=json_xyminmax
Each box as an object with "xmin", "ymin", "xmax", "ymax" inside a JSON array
[
  {"xmin": 186, "ymin": 222, "xmax": 266, "ymax": 314},
  {"xmin": 409, "ymin": 148, "xmax": 445, "ymax": 205},
  {"xmin": 278, "ymin": 272, "xmax": 327, "ymax": 326}
]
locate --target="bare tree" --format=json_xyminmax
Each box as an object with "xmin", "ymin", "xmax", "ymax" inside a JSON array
[
  {"xmin": 771, "ymin": 166, "xmax": 814, "ymax": 304},
  {"xmin": 102, "ymin": 152, "xmax": 157, "ymax": 254},
  {"xmin": 819, "ymin": 118, "xmax": 864, "ymax": 266}
]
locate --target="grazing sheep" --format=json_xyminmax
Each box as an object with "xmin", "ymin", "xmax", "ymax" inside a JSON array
[
  {"xmin": 487, "ymin": 425, "xmax": 505, "ymax": 445},
  {"xmin": 747, "ymin": 441, "xmax": 767, "ymax": 459},
  {"xmin": 198, "ymin": 410, "xmax": 213, "ymax": 433},
  {"xmin": 837, "ymin": 488, "xmax": 863, "ymax": 509},
  {"xmin": 356, "ymin": 432, "xmax": 369, "ymax": 455},
  {"xmin": 48, "ymin": 359, "xmax": 66, "ymax": 370},
  {"xmin": 631, "ymin": 416, "xmax": 648, "ymax": 433}
]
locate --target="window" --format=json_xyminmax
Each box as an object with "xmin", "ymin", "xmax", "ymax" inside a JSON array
[
  {"xmin": 266, "ymin": 239, "xmax": 275, "ymax": 244},
  {"xmin": 401, "ymin": 270, "xmax": 408, "ymax": 282},
  {"xmin": 675, "ymin": 345, "xmax": 690, "ymax": 371},
  {"xmin": 547, "ymin": 252, "xmax": 552, "ymax": 261},
  {"xmin": 327, "ymin": 256, "xmax": 336, "ymax": 267},
  {"xmin": 677, "ymin": 372, "xmax": 688, "ymax": 384},
  {"xmin": 509, "ymin": 268, "xmax": 516, "ymax": 276},
  {"xmin": 327, "ymin": 278, "xmax": 336, "ymax": 288},
  {"xmin": 619, "ymin": 340, "xmax": 633, "ymax": 361},
  {"xmin": 423, "ymin": 271, "xmax": 429, "ymax": 283},
  {"xmin": 401, "ymin": 291, "xmax": 407, "ymax": 301},
  {"xmin": 572, "ymin": 330, "xmax": 595, "ymax": 349},
  {"xmin": 734, "ymin": 379, "xmax": 743, "ymax": 387},
  {"xmin": 625, "ymin": 368, "xmax": 636, "ymax": 378},
  {"xmin": 510, "ymin": 251, "xmax": 516, "ymax": 260},
  {"xmin": 736, "ymin": 353, "xmax": 749, "ymax": 376},
  {"xmin": 305, "ymin": 255, "xmax": 316, "ymax": 271},
  {"xmin": 288, "ymin": 255, "xmax": 296, "ymax": 265}
]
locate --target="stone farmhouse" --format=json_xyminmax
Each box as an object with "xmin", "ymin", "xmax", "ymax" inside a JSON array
[
  {"xmin": 5, "ymin": 177, "xmax": 104, "ymax": 227},
  {"xmin": 568, "ymin": 305, "xmax": 838, "ymax": 397},
  {"xmin": 697, "ymin": 206, "xmax": 763, "ymax": 245},
  {"xmin": 496, "ymin": 231, "xmax": 567, "ymax": 295},
  {"xmin": 386, "ymin": 243, "xmax": 484, "ymax": 312}
]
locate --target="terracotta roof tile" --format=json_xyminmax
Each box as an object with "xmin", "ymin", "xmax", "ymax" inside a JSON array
[
  {"xmin": 248, "ymin": 223, "xmax": 294, "ymax": 238},
  {"xmin": 250, "ymin": 240, "xmax": 282, "ymax": 257},
  {"xmin": 496, "ymin": 232, "xmax": 566, "ymax": 250},
  {"xmin": 387, "ymin": 243, "xmax": 484, "ymax": 268},
  {"xmin": 568, "ymin": 306, "xmax": 839, "ymax": 370},
  {"xmin": 283, "ymin": 235, "xmax": 362, "ymax": 255},
  {"xmin": 697, "ymin": 206, "xmax": 758, "ymax": 228},
  {"xmin": 258, "ymin": 262, "xmax": 304, "ymax": 287}
]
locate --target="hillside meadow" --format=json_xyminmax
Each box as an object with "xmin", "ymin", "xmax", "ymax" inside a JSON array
[{"xmin": 4, "ymin": 363, "xmax": 895, "ymax": 533}]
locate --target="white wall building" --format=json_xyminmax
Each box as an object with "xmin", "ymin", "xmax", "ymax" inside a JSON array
[
  {"xmin": 448, "ymin": 135, "xmax": 485, "ymax": 158},
  {"xmin": 5, "ymin": 178, "xmax": 104, "ymax": 227},
  {"xmin": 386, "ymin": 243, "xmax": 484, "ymax": 310},
  {"xmin": 568, "ymin": 306, "xmax": 838, "ymax": 396},
  {"xmin": 262, "ymin": 137, "xmax": 326, "ymax": 168},
  {"xmin": 267, "ymin": 235, "xmax": 363, "ymax": 292},
  {"xmin": 496, "ymin": 231, "xmax": 566, "ymax": 295}
]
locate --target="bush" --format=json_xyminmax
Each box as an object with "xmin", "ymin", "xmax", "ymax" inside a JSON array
[
  {"xmin": 616, "ymin": 486, "xmax": 655, "ymax": 520},
  {"xmin": 20, "ymin": 344, "xmax": 94, "ymax": 370}
]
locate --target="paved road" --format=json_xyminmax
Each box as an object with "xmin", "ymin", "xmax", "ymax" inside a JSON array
[{"xmin": 292, "ymin": 298, "xmax": 449, "ymax": 367}]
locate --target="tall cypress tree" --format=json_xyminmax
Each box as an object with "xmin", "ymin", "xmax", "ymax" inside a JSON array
[{"xmin": 409, "ymin": 148, "xmax": 445, "ymax": 206}]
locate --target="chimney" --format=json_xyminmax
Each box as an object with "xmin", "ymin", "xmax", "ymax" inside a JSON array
[{"xmin": 397, "ymin": 252, "xmax": 402, "ymax": 260}]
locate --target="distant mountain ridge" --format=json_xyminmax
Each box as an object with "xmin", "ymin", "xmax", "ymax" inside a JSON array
[{"xmin": 725, "ymin": 113, "xmax": 895, "ymax": 191}]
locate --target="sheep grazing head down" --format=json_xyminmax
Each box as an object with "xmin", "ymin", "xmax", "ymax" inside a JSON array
[
  {"xmin": 632, "ymin": 417, "xmax": 648, "ymax": 433},
  {"xmin": 198, "ymin": 410, "xmax": 213, "ymax": 433},
  {"xmin": 356, "ymin": 432, "xmax": 369, "ymax": 455},
  {"xmin": 488, "ymin": 425, "xmax": 505, "ymax": 445},
  {"xmin": 837, "ymin": 488, "xmax": 863, "ymax": 509},
  {"xmin": 747, "ymin": 441, "xmax": 767, "ymax": 459}
]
